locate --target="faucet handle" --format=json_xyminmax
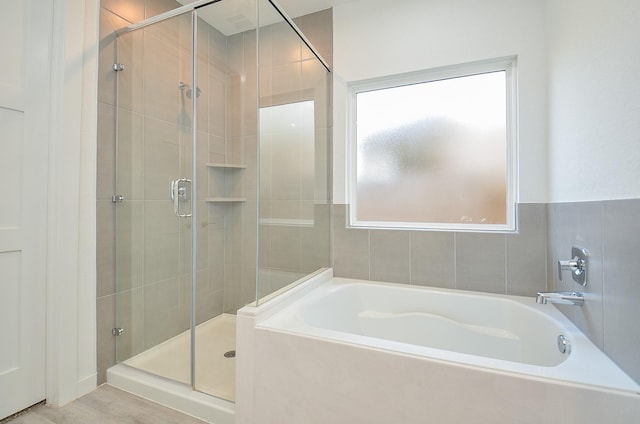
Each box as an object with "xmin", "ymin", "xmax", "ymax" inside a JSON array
[
  {"xmin": 557, "ymin": 247, "xmax": 588, "ymax": 286},
  {"xmin": 557, "ymin": 258, "xmax": 579, "ymax": 281}
]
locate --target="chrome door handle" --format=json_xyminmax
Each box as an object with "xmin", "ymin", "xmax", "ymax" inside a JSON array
[{"xmin": 170, "ymin": 178, "xmax": 192, "ymax": 217}]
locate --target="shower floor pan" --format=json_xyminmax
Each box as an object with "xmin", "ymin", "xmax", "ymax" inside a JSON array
[{"xmin": 107, "ymin": 314, "xmax": 236, "ymax": 424}]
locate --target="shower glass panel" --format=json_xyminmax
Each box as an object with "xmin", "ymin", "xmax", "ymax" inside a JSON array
[
  {"xmin": 191, "ymin": 0, "xmax": 259, "ymax": 400},
  {"xmin": 257, "ymin": 0, "xmax": 332, "ymax": 302},
  {"xmin": 114, "ymin": 11, "xmax": 195, "ymax": 382},
  {"xmin": 110, "ymin": 0, "xmax": 330, "ymax": 405}
]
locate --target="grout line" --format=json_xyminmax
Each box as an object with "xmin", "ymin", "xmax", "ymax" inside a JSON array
[
  {"xmin": 408, "ymin": 232, "xmax": 412, "ymax": 285},
  {"xmin": 453, "ymin": 233, "xmax": 457, "ymax": 289},
  {"xmin": 599, "ymin": 201, "xmax": 606, "ymax": 352},
  {"xmin": 367, "ymin": 228, "xmax": 371, "ymax": 280},
  {"xmin": 504, "ymin": 234, "xmax": 508, "ymax": 295}
]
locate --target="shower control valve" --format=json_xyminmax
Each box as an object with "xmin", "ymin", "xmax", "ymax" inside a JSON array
[{"xmin": 557, "ymin": 246, "xmax": 588, "ymax": 286}]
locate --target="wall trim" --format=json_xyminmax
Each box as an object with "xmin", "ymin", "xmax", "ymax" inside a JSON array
[{"xmin": 46, "ymin": 0, "xmax": 99, "ymax": 407}]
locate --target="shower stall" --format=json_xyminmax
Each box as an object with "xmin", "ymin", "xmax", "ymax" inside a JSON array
[{"xmin": 105, "ymin": 0, "xmax": 331, "ymax": 418}]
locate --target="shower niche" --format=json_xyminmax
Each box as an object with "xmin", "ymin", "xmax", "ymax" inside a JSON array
[{"xmin": 107, "ymin": 0, "xmax": 331, "ymax": 407}]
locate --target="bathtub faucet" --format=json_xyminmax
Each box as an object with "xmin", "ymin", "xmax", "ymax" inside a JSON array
[{"xmin": 536, "ymin": 291, "xmax": 584, "ymax": 306}]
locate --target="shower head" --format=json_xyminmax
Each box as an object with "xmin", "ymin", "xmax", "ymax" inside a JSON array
[{"xmin": 178, "ymin": 81, "xmax": 201, "ymax": 99}]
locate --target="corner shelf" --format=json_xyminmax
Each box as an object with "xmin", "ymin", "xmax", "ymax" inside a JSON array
[
  {"xmin": 206, "ymin": 163, "xmax": 246, "ymax": 204},
  {"xmin": 205, "ymin": 197, "xmax": 246, "ymax": 203},
  {"xmin": 206, "ymin": 163, "xmax": 247, "ymax": 169}
]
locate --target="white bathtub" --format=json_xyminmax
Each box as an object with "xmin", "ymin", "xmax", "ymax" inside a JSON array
[
  {"xmin": 237, "ymin": 272, "xmax": 640, "ymax": 424},
  {"xmin": 260, "ymin": 277, "xmax": 638, "ymax": 391}
]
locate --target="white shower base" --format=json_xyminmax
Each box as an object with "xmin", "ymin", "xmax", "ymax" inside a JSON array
[
  {"xmin": 125, "ymin": 313, "xmax": 237, "ymax": 400},
  {"xmin": 107, "ymin": 314, "xmax": 236, "ymax": 424}
]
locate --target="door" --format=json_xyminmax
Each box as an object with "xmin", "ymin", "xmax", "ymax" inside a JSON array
[
  {"xmin": 113, "ymin": 12, "xmax": 195, "ymax": 384},
  {"xmin": 0, "ymin": 0, "xmax": 51, "ymax": 419}
]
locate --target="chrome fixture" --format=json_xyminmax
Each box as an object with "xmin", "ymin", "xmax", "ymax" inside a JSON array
[
  {"xmin": 557, "ymin": 335, "xmax": 571, "ymax": 354},
  {"xmin": 112, "ymin": 328, "xmax": 124, "ymax": 336},
  {"xmin": 170, "ymin": 178, "xmax": 192, "ymax": 217},
  {"xmin": 113, "ymin": 63, "xmax": 125, "ymax": 72},
  {"xmin": 178, "ymin": 81, "xmax": 201, "ymax": 99},
  {"xmin": 536, "ymin": 291, "xmax": 584, "ymax": 306},
  {"xmin": 557, "ymin": 246, "xmax": 588, "ymax": 286},
  {"xmin": 112, "ymin": 194, "xmax": 125, "ymax": 203}
]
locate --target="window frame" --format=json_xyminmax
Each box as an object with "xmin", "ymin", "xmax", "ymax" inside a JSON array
[{"xmin": 347, "ymin": 56, "xmax": 519, "ymax": 233}]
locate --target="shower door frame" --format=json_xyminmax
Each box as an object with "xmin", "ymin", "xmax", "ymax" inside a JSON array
[{"xmin": 113, "ymin": 6, "xmax": 200, "ymax": 390}]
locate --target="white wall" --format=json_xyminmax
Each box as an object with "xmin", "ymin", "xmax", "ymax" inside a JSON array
[
  {"xmin": 332, "ymin": 0, "xmax": 548, "ymax": 204},
  {"xmin": 546, "ymin": 0, "xmax": 640, "ymax": 202}
]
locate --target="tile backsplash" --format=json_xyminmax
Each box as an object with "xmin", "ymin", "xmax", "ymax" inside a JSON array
[
  {"xmin": 333, "ymin": 203, "xmax": 548, "ymax": 296},
  {"xmin": 548, "ymin": 199, "xmax": 640, "ymax": 384},
  {"xmin": 334, "ymin": 200, "xmax": 640, "ymax": 384}
]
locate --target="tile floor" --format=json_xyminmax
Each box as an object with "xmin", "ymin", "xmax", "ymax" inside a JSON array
[
  {"xmin": 2, "ymin": 385, "xmax": 206, "ymax": 424},
  {"xmin": 3, "ymin": 315, "xmax": 236, "ymax": 423}
]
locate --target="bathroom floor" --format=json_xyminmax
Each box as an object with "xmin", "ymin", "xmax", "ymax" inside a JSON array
[
  {"xmin": 125, "ymin": 314, "xmax": 237, "ymax": 401},
  {"xmin": 1, "ymin": 385, "xmax": 206, "ymax": 424}
]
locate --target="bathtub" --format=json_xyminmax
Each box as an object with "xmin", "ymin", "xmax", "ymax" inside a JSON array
[
  {"xmin": 236, "ymin": 271, "xmax": 640, "ymax": 424},
  {"xmin": 260, "ymin": 277, "xmax": 638, "ymax": 390}
]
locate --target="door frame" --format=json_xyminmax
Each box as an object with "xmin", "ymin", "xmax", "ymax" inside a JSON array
[{"xmin": 45, "ymin": 0, "xmax": 99, "ymax": 406}]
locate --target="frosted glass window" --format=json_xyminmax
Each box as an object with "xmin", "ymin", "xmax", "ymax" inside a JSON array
[{"xmin": 349, "ymin": 59, "xmax": 516, "ymax": 231}]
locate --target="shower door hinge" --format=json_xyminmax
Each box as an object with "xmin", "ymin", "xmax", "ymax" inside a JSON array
[
  {"xmin": 112, "ymin": 194, "xmax": 125, "ymax": 203},
  {"xmin": 112, "ymin": 328, "xmax": 124, "ymax": 336},
  {"xmin": 113, "ymin": 63, "xmax": 125, "ymax": 72}
]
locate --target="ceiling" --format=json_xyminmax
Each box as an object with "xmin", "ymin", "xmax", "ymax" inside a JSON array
[
  {"xmin": 176, "ymin": 0, "xmax": 355, "ymax": 35},
  {"xmin": 275, "ymin": 0, "xmax": 355, "ymax": 18}
]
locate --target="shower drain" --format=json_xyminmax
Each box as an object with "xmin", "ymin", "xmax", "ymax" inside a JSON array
[{"xmin": 224, "ymin": 350, "xmax": 236, "ymax": 358}]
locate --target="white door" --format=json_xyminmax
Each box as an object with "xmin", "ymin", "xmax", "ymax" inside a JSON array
[{"xmin": 0, "ymin": 0, "xmax": 52, "ymax": 419}]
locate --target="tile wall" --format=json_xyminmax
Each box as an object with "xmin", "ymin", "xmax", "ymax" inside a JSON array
[
  {"xmin": 547, "ymin": 199, "xmax": 640, "ymax": 383},
  {"xmin": 333, "ymin": 203, "xmax": 548, "ymax": 296}
]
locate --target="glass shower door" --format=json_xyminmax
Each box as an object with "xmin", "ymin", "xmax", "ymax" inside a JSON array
[{"xmin": 114, "ymin": 11, "xmax": 195, "ymax": 386}]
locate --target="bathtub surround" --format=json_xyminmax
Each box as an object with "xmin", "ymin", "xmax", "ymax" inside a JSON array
[
  {"xmin": 333, "ymin": 200, "xmax": 640, "ymax": 385},
  {"xmin": 333, "ymin": 203, "xmax": 548, "ymax": 296},
  {"xmin": 238, "ymin": 274, "xmax": 640, "ymax": 424},
  {"xmin": 250, "ymin": 330, "xmax": 639, "ymax": 424}
]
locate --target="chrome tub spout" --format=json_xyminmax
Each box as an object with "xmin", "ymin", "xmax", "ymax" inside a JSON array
[{"xmin": 536, "ymin": 291, "xmax": 584, "ymax": 306}]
